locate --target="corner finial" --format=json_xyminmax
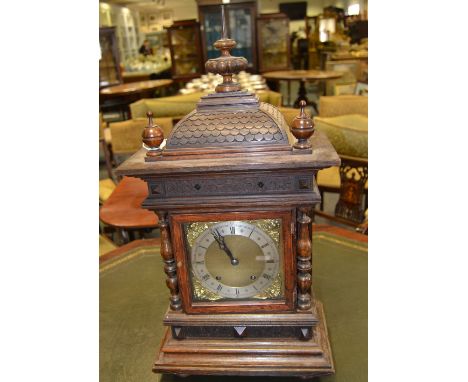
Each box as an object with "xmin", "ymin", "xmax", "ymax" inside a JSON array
[
  {"xmin": 290, "ymin": 101, "xmax": 315, "ymax": 151},
  {"xmin": 204, "ymin": 5, "xmax": 248, "ymax": 93},
  {"xmin": 142, "ymin": 111, "xmax": 164, "ymax": 159}
]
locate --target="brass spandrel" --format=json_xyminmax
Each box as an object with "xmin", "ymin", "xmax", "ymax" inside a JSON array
[
  {"xmin": 254, "ymin": 273, "xmax": 283, "ymax": 300},
  {"xmin": 191, "ymin": 271, "xmax": 223, "ymax": 301}
]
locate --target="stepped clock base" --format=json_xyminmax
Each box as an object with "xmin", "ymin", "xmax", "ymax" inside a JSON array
[{"xmin": 153, "ymin": 301, "xmax": 334, "ymax": 378}]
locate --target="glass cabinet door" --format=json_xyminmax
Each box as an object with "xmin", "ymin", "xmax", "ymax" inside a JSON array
[
  {"xmin": 99, "ymin": 27, "xmax": 122, "ymax": 87},
  {"xmin": 198, "ymin": 2, "xmax": 257, "ymax": 72},
  {"xmin": 228, "ymin": 6, "xmax": 254, "ymax": 67},
  {"xmin": 257, "ymin": 14, "xmax": 290, "ymax": 72},
  {"xmin": 202, "ymin": 9, "xmax": 222, "ymax": 60},
  {"xmin": 167, "ymin": 20, "xmax": 203, "ymax": 80}
]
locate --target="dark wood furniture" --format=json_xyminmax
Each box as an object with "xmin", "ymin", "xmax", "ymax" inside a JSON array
[
  {"xmin": 99, "ymin": 176, "xmax": 159, "ymax": 242},
  {"xmin": 315, "ymin": 155, "xmax": 368, "ymax": 227},
  {"xmin": 99, "ymin": 79, "xmax": 173, "ymax": 120},
  {"xmin": 262, "ymin": 69, "xmax": 343, "ymax": 110},
  {"xmin": 256, "ymin": 13, "xmax": 290, "ymax": 73},
  {"xmin": 197, "ymin": 0, "xmax": 258, "ymax": 72},
  {"xmin": 305, "ymin": 16, "xmax": 320, "ymax": 69},
  {"xmin": 99, "ymin": 27, "xmax": 122, "ymax": 88},
  {"xmin": 116, "ymin": 20, "xmax": 340, "ymax": 378},
  {"xmin": 165, "ymin": 20, "xmax": 204, "ymax": 82},
  {"xmin": 99, "ymin": 79, "xmax": 173, "ymax": 98}
]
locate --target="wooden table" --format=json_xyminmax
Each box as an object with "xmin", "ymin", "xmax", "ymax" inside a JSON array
[
  {"xmin": 330, "ymin": 52, "xmax": 368, "ymax": 61},
  {"xmin": 263, "ymin": 70, "xmax": 343, "ymax": 111},
  {"xmin": 99, "ymin": 79, "xmax": 173, "ymax": 120},
  {"xmin": 122, "ymin": 66, "xmax": 171, "ymax": 83},
  {"xmin": 99, "ymin": 176, "xmax": 158, "ymax": 242}
]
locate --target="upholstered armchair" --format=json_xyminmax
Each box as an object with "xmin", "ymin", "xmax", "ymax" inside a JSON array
[
  {"xmin": 108, "ymin": 117, "xmax": 173, "ymax": 166},
  {"xmin": 314, "ymin": 95, "xmax": 368, "ymax": 227},
  {"xmin": 129, "ymin": 90, "xmax": 283, "ymax": 121}
]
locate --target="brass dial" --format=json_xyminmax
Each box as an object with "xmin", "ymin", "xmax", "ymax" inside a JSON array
[{"xmin": 190, "ymin": 221, "xmax": 280, "ymax": 299}]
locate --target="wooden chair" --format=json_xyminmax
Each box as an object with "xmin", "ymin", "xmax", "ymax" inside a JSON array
[
  {"xmin": 99, "ymin": 113, "xmax": 113, "ymax": 180},
  {"xmin": 314, "ymin": 95, "xmax": 368, "ymax": 227},
  {"xmin": 99, "ymin": 176, "xmax": 159, "ymax": 244},
  {"xmin": 105, "ymin": 117, "xmax": 173, "ymax": 175},
  {"xmin": 315, "ymin": 155, "xmax": 368, "ymax": 227}
]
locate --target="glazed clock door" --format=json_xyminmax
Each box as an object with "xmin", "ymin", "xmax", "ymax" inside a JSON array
[{"xmin": 171, "ymin": 210, "xmax": 295, "ymax": 313}]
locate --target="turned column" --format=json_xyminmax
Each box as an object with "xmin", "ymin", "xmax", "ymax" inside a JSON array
[
  {"xmin": 297, "ymin": 207, "xmax": 312, "ymax": 310},
  {"xmin": 157, "ymin": 212, "xmax": 182, "ymax": 311}
]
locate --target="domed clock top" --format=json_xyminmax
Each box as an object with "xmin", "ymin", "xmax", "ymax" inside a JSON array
[{"xmin": 153, "ymin": 7, "xmax": 298, "ymax": 160}]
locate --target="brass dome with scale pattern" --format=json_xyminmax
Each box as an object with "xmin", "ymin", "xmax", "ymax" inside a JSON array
[{"xmin": 166, "ymin": 99, "xmax": 290, "ymax": 149}]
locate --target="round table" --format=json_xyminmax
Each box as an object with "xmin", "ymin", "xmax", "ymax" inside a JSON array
[
  {"xmin": 100, "ymin": 79, "xmax": 173, "ymax": 120},
  {"xmin": 263, "ymin": 70, "xmax": 343, "ymax": 111},
  {"xmin": 330, "ymin": 52, "xmax": 368, "ymax": 61}
]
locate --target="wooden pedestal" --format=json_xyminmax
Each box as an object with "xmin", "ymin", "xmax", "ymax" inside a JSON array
[{"xmin": 153, "ymin": 301, "xmax": 334, "ymax": 378}]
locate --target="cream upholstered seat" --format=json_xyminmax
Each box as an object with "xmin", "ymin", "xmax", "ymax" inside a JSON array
[
  {"xmin": 99, "ymin": 234, "xmax": 117, "ymax": 257},
  {"xmin": 109, "ymin": 117, "xmax": 173, "ymax": 155},
  {"xmin": 315, "ymin": 95, "xmax": 368, "ymax": 225},
  {"xmin": 319, "ymin": 95, "xmax": 368, "ymax": 118},
  {"xmin": 129, "ymin": 90, "xmax": 283, "ymax": 120},
  {"xmin": 314, "ymin": 114, "xmax": 368, "ymax": 158},
  {"xmin": 317, "ymin": 166, "xmax": 368, "ymax": 189},
  {"xmin": 315, "ymin": 97, "xmax": 368, "ymax": 191},
  {"xmin": 99, "ymin": 178, "xmax": 116, "ymax": 204}
]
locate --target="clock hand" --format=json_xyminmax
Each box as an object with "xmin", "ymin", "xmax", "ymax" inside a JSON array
[{"xmin": 211, "ymin": 229, "xmax": 239, "ymax": 266}]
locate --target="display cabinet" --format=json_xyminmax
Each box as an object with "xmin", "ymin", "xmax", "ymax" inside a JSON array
[
  {"xmin": 305, "ymin": 16, "xmax": 320, "ymax": 69},
  {"xmin": 166, "ymin": 20, "xmax": 204, "ymax": 81},
  {"xmin": 99, "ymin": 27, "xmax": 122, "ymax": 88},
  {"xmin": 145, "ymin": 31, "xmax": 169, "ymax": 53},
  {"xmin": 256, "ymin": 13, "xmax": 290, "ymax": 72},
  {"xmin": 197, "ymin": 0, "xmax": 258, "ymax": 72}
]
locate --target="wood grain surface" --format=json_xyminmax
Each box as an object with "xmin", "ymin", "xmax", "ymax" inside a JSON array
[
  {"xmin": 262, "ymin": 70, "xmax": 343, "ymax": 81},
  {"xmin": 99, "ymin": 176, "xmax": 158, "ymax": 229},
  {"xmin": 99, "ymin": 79, "xmax": 173, "ymax": 96}
]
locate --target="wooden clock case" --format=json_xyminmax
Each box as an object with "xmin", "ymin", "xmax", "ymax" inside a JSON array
[
  {"xmin": 117, "ymin": 131, "xmax": 339, "ymax": 378},
  {"xmin": 116, "ymin": 19, "xmax": 340, "ymax": 378}
]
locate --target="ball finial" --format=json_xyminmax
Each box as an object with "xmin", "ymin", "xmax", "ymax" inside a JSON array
[
  {"xmin": 142, "ymin": 111, "xmax": 164, "ymax": 157},
  {"xmin": 290, "ymin": 101, "xmax": 314, "ymax": 151}
]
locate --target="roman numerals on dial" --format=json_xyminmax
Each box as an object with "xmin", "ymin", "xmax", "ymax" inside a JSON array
[{"xmin": 190, "ymin": 220, "xmax": 281, "ymax": 299}]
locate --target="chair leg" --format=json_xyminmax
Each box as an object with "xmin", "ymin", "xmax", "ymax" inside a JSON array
[
  {"xmin": 119, "ymin": 228, "xmax": 130, "ymax": 244},
  {"xmin": 100, "ymin": 139, "xmax": 114, "ymax": 180}
]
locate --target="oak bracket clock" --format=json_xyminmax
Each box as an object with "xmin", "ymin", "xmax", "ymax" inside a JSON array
[{"xmin": 117, "ymin": 8, "xmax": 340, "ymax": 379}]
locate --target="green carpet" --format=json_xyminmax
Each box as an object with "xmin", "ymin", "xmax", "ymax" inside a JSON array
[{"xmin": 100, "ymin": 232, "xmax": 367, "ymax": 382}]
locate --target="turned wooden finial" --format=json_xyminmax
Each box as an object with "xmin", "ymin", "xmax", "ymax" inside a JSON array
[
  {"xmin": 142, "ymin": 111, "xmax": 164, "ymax": 157},
  {"xmin": 290, "ymin": 101, "xmax": 314, "ymax": 151},
  {"xmin": 204, "ymin": 4, "xmax": 248, "ymax": 93}
]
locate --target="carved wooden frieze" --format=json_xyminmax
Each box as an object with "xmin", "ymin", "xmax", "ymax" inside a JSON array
[
  {"xmin": 335, "ymin": 161, "xmax": 368, "ymax": 223},
  {"xmin": 147, "ymin": 174, "xmax": 316, "ymax": 199}
]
